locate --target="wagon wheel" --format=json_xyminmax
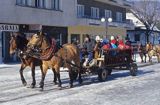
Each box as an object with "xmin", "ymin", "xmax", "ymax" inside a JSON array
[
  {"xmin": 130, "ymin": 63, "xmax": 138, "ymax": 76},
  {"xmin": 98, "ymin": 69, "xmax": 108, "ymax": 82}
]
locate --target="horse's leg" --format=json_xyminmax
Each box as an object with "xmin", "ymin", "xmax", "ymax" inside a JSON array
[
  {"xmin": 157, "ymin": 55, "xmax": 160, "ymax": 63},
  {"xmin": 54, "ymin": 66, "xmax": 61, "ymax": 87},
  {"xmin": 39, "ymin": 65, "xmax": 48, "ymax": 91},
  {"xmin": 149, "ymin": 55, "xmax": 152, "ymax": 63},
  {"xmin": 19, "ymin": 63, "xmax": 27, "ymax": 86},
  {"xmin": 52, "ymin": 68, "xmax": 57, "ymax": 85},
  {"xmin": 30, "ymin": 64, "xmax": 36, "ymax": 88},
  {"xmin": 144, "ymin": 53, "xmax": 147, "ymax": 63},
  {"xmin": 139, "ymin": 53, "xmax": 143, "ymax": 62},
  {"xmin": 75, "ymin": 57, "xmax": 83, "ymax": 84},
  {"xmin": 78, "ymin": 68, "xmax": 82, "ymax": 84},
  {"xmin": 68, "ymin": 66, "xmax": 74, "ymax": 88}
]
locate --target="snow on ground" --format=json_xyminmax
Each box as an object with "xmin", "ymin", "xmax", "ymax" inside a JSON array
[{"xmin": 0, "ymin": 55, "xmax": 160, "ymax": 105}]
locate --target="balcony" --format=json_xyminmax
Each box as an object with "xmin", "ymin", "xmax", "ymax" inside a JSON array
[
  {"xmin": 77, "ymin": 16, "xmax": 135, "ymax": 29},
  {"xmin": 123, "ymin": 0, "xmax": 133, "ymax": 7},
  {"xmin": 77, "ymin": 16, "xmax": 104, "ymax": 26},
  {"xmin": 108, "ymin": 19, "xmax": 135, "ymax": 29},
  {"xmin": 94, "ymin": 0, "xmax": 132, "ymax": 8},
  {"xmin": 95, "ymin": 0, "xmax": 117, "ymax": 4}
]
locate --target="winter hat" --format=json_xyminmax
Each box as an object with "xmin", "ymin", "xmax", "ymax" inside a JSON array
[
  {"xmin": 110, "ymin": 36, "xmax": 115, "ymax": 40},
  {"xmin": 95, "ymin": 35, "xmax": 101, "ymax": 42}
]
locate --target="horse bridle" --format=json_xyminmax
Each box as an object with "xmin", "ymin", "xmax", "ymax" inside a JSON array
[
  {"xmin": 27, "ymin": 34, "xmax": 52, "ymax": 57},
  {"xmin": 27, "ymin": 34, "xmax": 43, "ymax": 53}
]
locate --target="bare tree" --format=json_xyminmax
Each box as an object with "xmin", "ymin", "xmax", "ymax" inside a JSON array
[{"xmin": 131, "ymin": 0, "xmax": 160, "ymax": 42}]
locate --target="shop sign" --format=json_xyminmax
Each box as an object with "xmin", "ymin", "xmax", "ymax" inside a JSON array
[{"xmin": 0, "ymin": 24, "xmax": 19, "ymax": 32}]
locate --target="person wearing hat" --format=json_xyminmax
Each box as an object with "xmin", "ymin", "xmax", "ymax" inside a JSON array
[
  {"xmin": 80, "ymin": 35, "xmax": 95, "ymax": 65},
  {"xmin": 94, "ymin": 35, "xmax": 103, "ymax": 59},
  {"xmin": 102, "ymin": 35, "xmax": 109, "ymax": 45},
  {"xmin": 110, "ymin": 36, "xmax": 117, "ymax": 49}
]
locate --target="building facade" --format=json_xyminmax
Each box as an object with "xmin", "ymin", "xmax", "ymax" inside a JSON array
[
  {"xmin": 68, "ymin": 0, "xmax": 134, "ymax": 46},
  {"xmin": 0, "ymin": 0, "xmax": 133, "ymax": 63},
  {"xmin": 126, "ymin": 12, "xmax": 160, "ymax": 45},
  {"xmin": 0, "ymin": 0, "xmax": 76, "ymax": 63}
]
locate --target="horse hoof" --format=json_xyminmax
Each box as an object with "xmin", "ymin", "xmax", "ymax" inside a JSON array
[
  {"xmin": 53, "ymin": 81, "xmax": 58, "ymax": 85},
  {"xmin": 69, "ymin": 84, "xmax": 73, "ymax": 88},
  {"xmin": 59, "ymin": 87, "xmax": 62, "ymax": 90},
  {"xmin": 30, "ymin": 84, "xmax": 35, "ymax": 88},
  {"xmin": 39, "ymin": 88, "xmax": 44, "ymax": 91},
  {"xmin": 58, "ymin": 84, "xmax": 62, "ymax": 87},
  {"xmin": 23, "ymin": 82, "xmax": 27, "ymax": 86}
]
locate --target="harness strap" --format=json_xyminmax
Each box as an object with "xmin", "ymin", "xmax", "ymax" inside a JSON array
[
  {"xmin": 28, "ymin": 39, "xmax": 57, "ymax": 60},
  {"xmin": 39, "ymin": 39, "xmax": 56, "ymax": 60}
]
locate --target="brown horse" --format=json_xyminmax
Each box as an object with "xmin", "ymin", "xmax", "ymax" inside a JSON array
[
  {"xmin": 9, "ymin": 34, "xmax": 57, "ymax": 88},
  {"xmin": 138, "ymin": 43, "xmax": 147, "ymax": 63},
  {"xmin": 26, "ymin": 33, "xmax": 82, "ymax": 90},
  {"xmin": 146, "ymin": 43, "xmax": 160, "ymax": 63}
]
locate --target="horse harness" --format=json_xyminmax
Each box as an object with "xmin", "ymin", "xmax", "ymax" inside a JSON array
[{"xmin": 147, "ymin": 45, "xmax": 160, "ymax": 55}]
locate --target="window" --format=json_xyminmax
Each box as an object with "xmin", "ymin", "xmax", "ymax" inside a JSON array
[
  {"xmin": 16, "ymin": 0, "xmax": 27, "ymax": 5},
  {"xmin": 16, "ymin": 0, "xmax": 60, "ymax": 10},
  {"xmin": 77, "ymin": 5, "xmax": 84, "ymax": 17},
  {"xmin": 27, "ymin": 0, "xmax": 32, "ymax": 6},
  {"xmin": 45, "ymin": 0, "xmax": 52, "ymax": 9},
  {"xmin": 116, "ymin": 12, "xmax": 123, "ymax": 22},
  {"xmin": 105, "ymin": 10, "xmax": 112, "ymax": 19},
  {"xmin": 135, "ymin": 34, "xmax": 140, "ymax": 41},
  {"xmin": 51, "ymin": 0, "xmax": 60, "ymax": 10},
  {"xmin": 35, "ymin": 0, "xmax": 45, "ymax": 8},
  {"xmin": 35, "ymin": 0, "xmax": 40, "ymax": 7},
  {"xmin": 91, "ymin": 7, "xmax": 99, "ymax": 19},
  {"xmin": 16, "ymin": 0, "xmax": 22, "ymax": 4}
]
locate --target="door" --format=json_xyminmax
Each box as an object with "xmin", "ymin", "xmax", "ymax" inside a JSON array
[{"xmin": 0, "ymin": 31, "xmax": 2, "ymax": 63}]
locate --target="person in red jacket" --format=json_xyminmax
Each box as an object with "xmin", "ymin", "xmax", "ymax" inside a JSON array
[{"xmin": 118, "ymin": 40, "xmax": 125, "ymax": 50}]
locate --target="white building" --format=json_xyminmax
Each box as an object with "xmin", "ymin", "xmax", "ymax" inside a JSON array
[
  {"xmin": 0, "ymin": 0, "xmax": 77, "ymax": 63},
  {"xmin": 126, "ymin": 12, "xmax": 160, "ymax": 45}
]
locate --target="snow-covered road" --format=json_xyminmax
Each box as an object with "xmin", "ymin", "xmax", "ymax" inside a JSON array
[{"xmin": 0, "ymin": 63, "xmax": 160, "ymax": 105}]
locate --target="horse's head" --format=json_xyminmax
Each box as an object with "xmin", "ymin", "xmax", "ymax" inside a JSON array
[
  {"xmin": 9, "ymin": 34, "xmax": 28, "ymax": 55},
  {"xmin": 27, "ymin": 32, "xmax": 50, "ymax": 55},
  {"xmin": 9, "ymin": 35, "xmax": 17, "ymax": 55}
]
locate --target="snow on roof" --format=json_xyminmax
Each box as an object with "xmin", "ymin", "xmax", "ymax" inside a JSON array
[{"xmin": 126, "ymin": 12, "xmax": 160, "ymax": 32}]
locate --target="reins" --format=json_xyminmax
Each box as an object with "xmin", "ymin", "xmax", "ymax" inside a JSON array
[{"xmin": 28, "ymin": 35, "xmax": 57, "ymax": 60}]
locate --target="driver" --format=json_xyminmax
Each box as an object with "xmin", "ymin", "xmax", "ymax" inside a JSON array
[{"xmin": 81, "ymin": 34, "xmax": 95, "ymax": 66}]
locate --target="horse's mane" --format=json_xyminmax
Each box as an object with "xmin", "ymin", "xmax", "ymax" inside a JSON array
[{"xmin": 16, "ymin": 35, "xmax": 28, "ymax": 51}]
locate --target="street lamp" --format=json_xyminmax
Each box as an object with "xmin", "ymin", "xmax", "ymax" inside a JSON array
[{"xmin": 101, "ymin": 17, "xmax": 112, "ymax": 36}]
